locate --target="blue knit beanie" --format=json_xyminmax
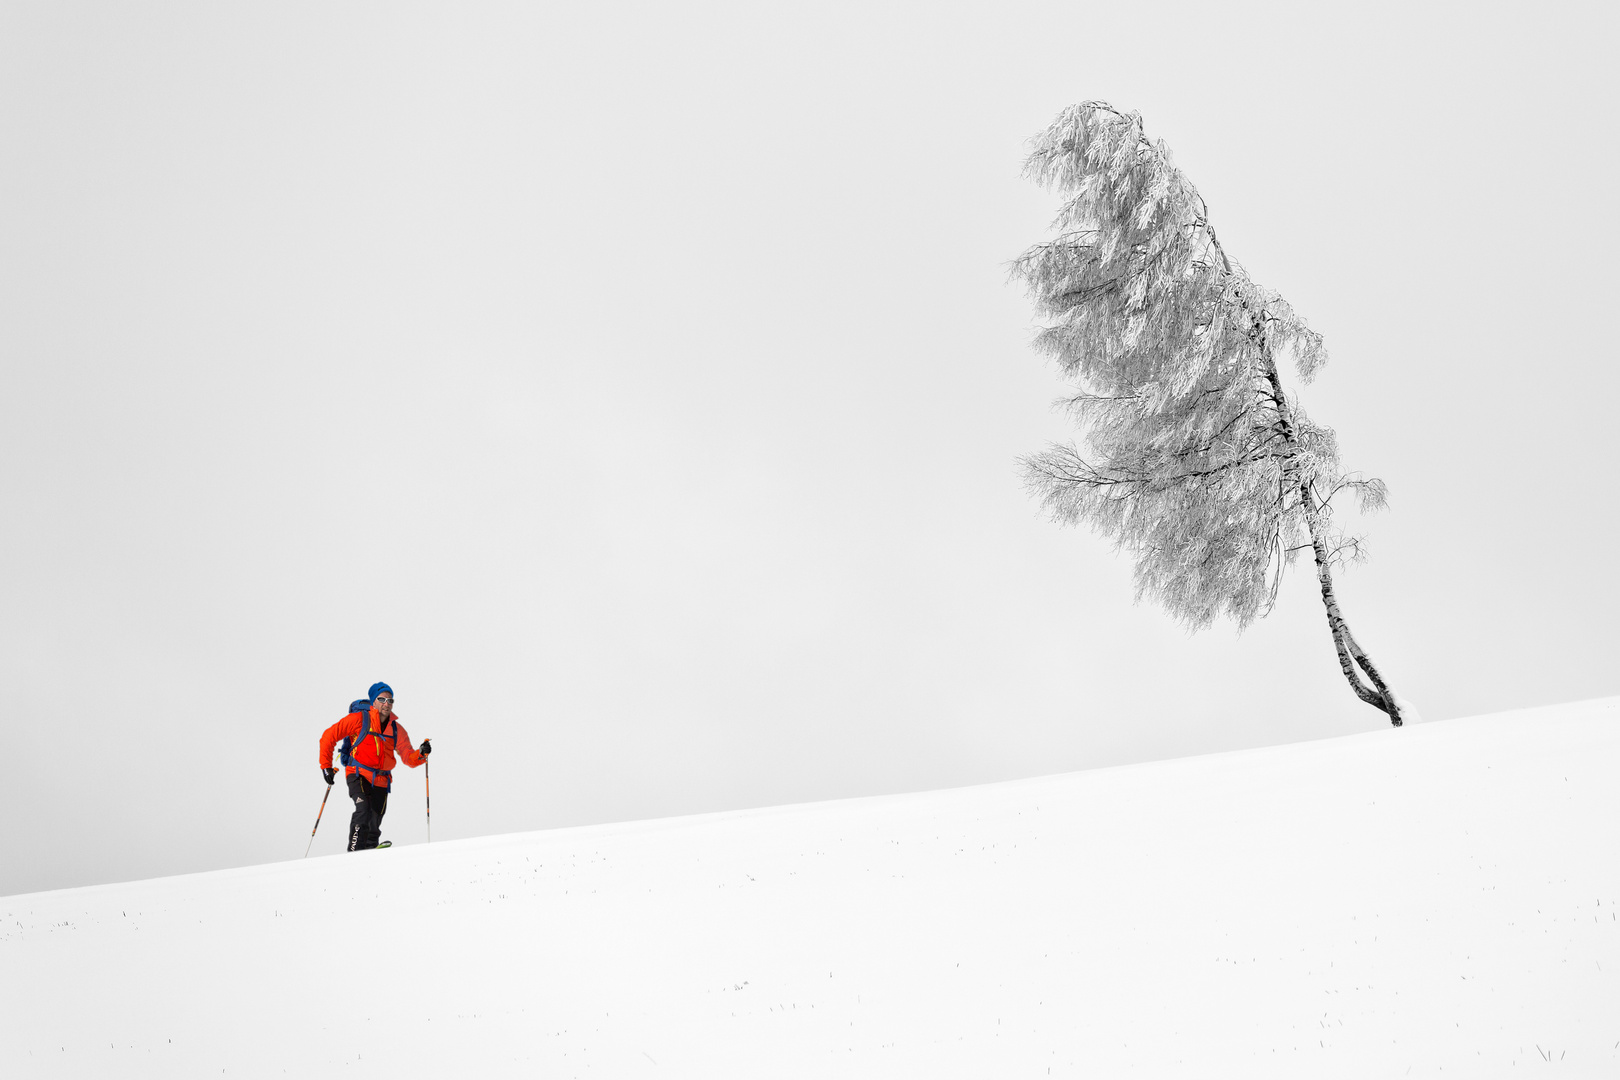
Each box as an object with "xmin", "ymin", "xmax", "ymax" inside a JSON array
[{"xmin": 369, "ymin": 682, "xmax": 394, "ymax": 704}]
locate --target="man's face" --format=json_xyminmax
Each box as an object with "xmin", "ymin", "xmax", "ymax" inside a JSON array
[{"xmin": 376, "ymin": 693, "xmax": 394, "ymax": 719}]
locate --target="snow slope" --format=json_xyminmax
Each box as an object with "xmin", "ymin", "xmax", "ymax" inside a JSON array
[{"xmin": 4, "ymin": 698, "xmax": 1617, "ymax": 1078}]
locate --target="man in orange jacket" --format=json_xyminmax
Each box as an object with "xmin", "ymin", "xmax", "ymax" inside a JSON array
[{"xmin": 318, "ymin": 682, "xmax": 431, "ymax": 851}]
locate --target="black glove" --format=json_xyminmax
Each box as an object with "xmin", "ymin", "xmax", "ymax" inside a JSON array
[
  {"xmin": 419, "ymin": 739, "xmax": 432, "ymax": 756},
  {"xmin": 323, "ymin": 767, "xmax": 336, "ymax": 785}
]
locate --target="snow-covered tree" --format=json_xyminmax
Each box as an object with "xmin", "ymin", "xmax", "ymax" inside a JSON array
[{"xmin": 1011, "ymin": 102, "xmax": 1405, "ymax": 727}]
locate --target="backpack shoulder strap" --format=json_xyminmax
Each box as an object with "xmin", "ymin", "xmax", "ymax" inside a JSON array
[
  {"xmin": 343, "ymin": 708, "xmax": 397, "ymax": 784},
  {"xmin": 339, "ymin": 708, "xmax": 372, "ymax": 767}
]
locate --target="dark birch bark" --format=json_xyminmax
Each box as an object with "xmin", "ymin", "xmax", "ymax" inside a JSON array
[
  {"xmin": 1303, "ymin": 495, "xmax": 1404, "ymax": 726},
  {"xmin": 1256, "ymin": 333, "xmax": 1405, "ymax": 728}
]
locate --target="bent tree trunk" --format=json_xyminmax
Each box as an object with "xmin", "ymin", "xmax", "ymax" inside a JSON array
[
  {"xmin": 1256, "ymin": 340, "xmax": 1404, "ymax": 729},
  {"xmin": 1305, "ymin": 500, "xmax": 1404, "ymax": 727}
]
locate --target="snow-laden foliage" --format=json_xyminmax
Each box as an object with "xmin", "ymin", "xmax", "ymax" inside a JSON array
[{"xmin": 1013, "ymin": 103, "xmax": 1386, "ymax": 630}]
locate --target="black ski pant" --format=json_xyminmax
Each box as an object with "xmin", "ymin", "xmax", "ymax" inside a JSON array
[{"xmin": 346, "ymin": 773, "xmax": 389, "ymax": 851}]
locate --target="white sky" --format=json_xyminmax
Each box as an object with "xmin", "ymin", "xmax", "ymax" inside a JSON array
[{"xmin": 2, "ymin": 0, "xmax": 1616, "ymax": 896}]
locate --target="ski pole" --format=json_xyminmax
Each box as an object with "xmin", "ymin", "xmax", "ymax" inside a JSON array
[
  {"xmin": 425, "ymin": 755, "xmax": 431, "ymax": 843},
  {"xmin": 305, "ymin": 784, "xmax": 332, "ymax": 858}
]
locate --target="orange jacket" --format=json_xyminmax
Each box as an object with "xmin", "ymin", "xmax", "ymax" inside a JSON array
[{"xmin": 319, "ymin": 707, "xmax": 426, "ymax": 789}]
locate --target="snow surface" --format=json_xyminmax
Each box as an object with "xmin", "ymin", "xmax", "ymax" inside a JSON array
[{"xmin": 4, "ymin": 698, "xmax": 1617, "ymax": 1078}]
